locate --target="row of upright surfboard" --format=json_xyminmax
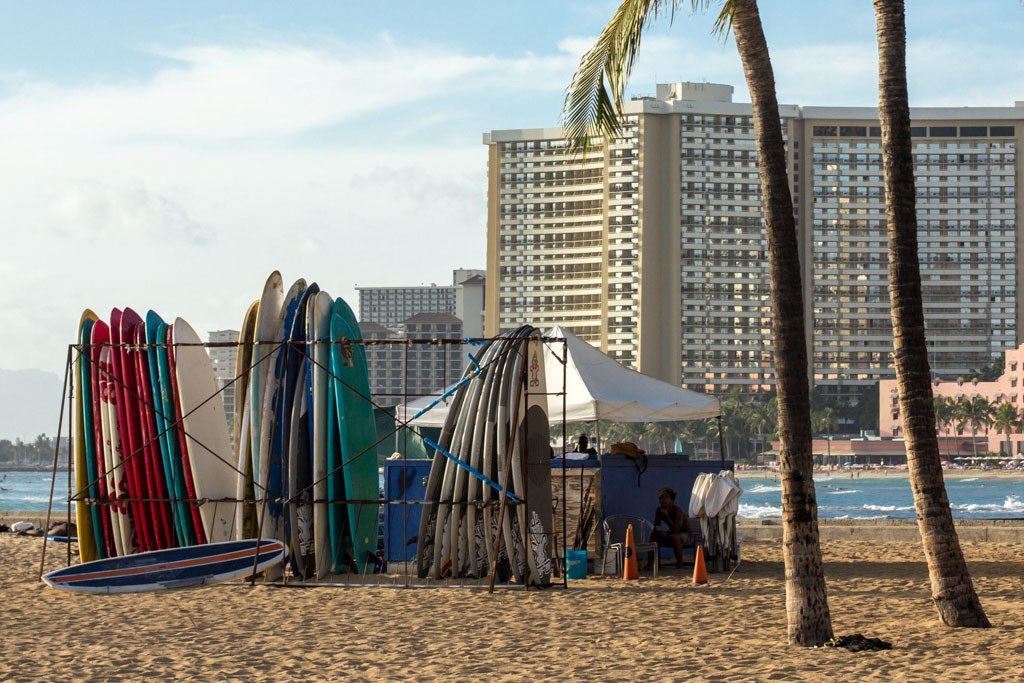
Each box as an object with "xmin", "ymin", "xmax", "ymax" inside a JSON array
[
  {"xmin": 71, "ymin": 271, "xmax": 381, "ymax": 580},
  {"xmin": 416, "ymin": 326, "xmax": 554, "ymax": 586},
  {"xmin": 233, "ymin": 271, "xmax": 380, "ymax": 579},
  {"xmin": 72, "ymin": 308, "xmax": 233, "ymax": 562}
]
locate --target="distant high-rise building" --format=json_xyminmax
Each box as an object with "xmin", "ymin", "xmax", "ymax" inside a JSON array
[
  {"xmin": 356, "ymin": 270, "xmax": 484, "ymax": 405},
  {"xmin": 361, "ymin": 313, "xmax": 464, "ymax": 408},
  {"xmin": 207, "ymin": 329, "xmax": 239, "ymax": 445},
  {"xmin": 485, "ymin": 81, "xmax": 1023, "ymax": 401},
  {"xmin": 358, "ymin": 269, "xmax": 485, "ymax": 332}
]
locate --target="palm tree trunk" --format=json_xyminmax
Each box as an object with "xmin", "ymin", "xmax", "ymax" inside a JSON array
[
  {"xmin": 874, "ymin": 0, "xmax": 989, "ymax": 627},
  {"xmin": 732, "ymin": 0, "xmax": 832, "ymax": 646}
]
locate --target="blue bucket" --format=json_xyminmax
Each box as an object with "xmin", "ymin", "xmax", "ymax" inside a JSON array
[{"xmin": 565, "ymin": 550, "xmax": 587, "ymax": 580}]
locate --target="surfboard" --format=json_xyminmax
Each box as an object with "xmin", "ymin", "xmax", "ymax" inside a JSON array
[
  {"xmin": 444, "ymin": 340, "xmax": 490, "ymax": 578},
  {"xmin": 481, "ymin": 335, "xmax": 515, "ymax": 581},
  {"xmin": 416, "ymin": 353, "xmax": 475, "ymax": 579},
  {"xmin": 110, "ymin": 308, "xmax": 152, "ymax": 552},
  {"xmin": 520, "ymin": 331, "xmax": 553, "ymax": 585},
  {"xmin": 146, "ymin": 310, "xmax": 189, "ymax": 548},
  {"xmin": 132, "ymin": 319, "xmax": 174, "ymax": 549},
  {"xmin": 307, "ymin": 291, "xmax": 334, "ymax": 579},
  {"xmin": 249, "ymin": 272, "xmax": 284, "ymax": 526},
  {"xmin": 467, "ymin": 337, "xmax": 508, "ymax": 578},
  {"xmin": 88, "ymin": 320, "xmax": 117, "ymax": 557},
  {"xmin": 173, "ymin": 317, "xmax": 235, "ymax": 543},
  {"xmin": 423, "ymin": 339, "xmax": 487, "ymax": 581},
  {"xmin": 496, "ymin": 327, "xmax": 530, "ymax": 584},
  {"xmin": 121, "ymin": 307, "xmax": 175, "ymax": 550},
  {"xmin": 74, "ymin": 310, "xmax": 100, "ymax": 562},
  {"xmin": 233, "ymin": 301, "xmax": 259, "ymax": 541},
  {"xmin": 257, "ymin": 278, "xmax": 306, "ymax": 548},
  {"xmin": 283, "ymin": 283, "xmax": 317, "ymax": 577},
  {"xmin": 287, "ymin": 361, "xmax": 315, "ymax": 579},
  {"xmin": 42, "ymin": 538, "xmax": 286, "ymax": 594},
  {"xmin": 98, "ymin": 343, "xmax": 135, "ymax": 556},
  {"xmin": 325, "ymin": 365, "xmax": 351, "ymax": 574},
  {"xmin": 329, "ymin": 297, "xmax": 379, "ymax": 575},
  {"xmin": 165, "ymin": 323, "xmax": 206, "ymax": 545}
]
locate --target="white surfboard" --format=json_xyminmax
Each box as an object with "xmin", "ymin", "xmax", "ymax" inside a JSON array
[
  {"xmin": 173, "ymin": 317, "xmax": 235, "ymax": 543},
  {"xmin": 256, "ymin": 278, "xmax": 306, "ymax": 548},
  {"xmin": 98, "ymin": 346, "xmax": 134, "ymax": 556},
  {"xmin": 250, "ymin": 272, "xmax": 284, "ymax": 517}
]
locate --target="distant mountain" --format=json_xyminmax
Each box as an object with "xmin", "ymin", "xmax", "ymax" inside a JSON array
[{"xmin": 0, "ymin": 369, "xmax": 64, "ymax": 441}]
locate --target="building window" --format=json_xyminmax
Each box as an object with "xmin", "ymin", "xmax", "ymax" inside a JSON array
[{"xmin": 959, "ymin": 126, "xmax": 987, "ymax": 137}]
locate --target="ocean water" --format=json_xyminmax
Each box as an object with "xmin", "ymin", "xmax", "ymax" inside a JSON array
[
  {"xmin": 1, "ymin": 471, "xmax": 68, "ymax": 513},
  {"xmin": 5, "ymin": 470, "xmax": 1024, "ymax": 520},
  {"xmin": 739, "ymin": 474, "xmax": 1024, "ymax": 520}
]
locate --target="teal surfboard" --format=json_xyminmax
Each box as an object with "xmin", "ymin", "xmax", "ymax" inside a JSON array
[
  {"xmin": 329, "ymin": 297, "xmax": 379, "ymax": 575},
  {"xmin": 149, "ymin": 313, "xmax": 194, "ymax": 547}
]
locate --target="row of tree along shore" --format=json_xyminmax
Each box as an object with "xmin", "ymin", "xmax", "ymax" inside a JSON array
[{"xmin": 0, "ymin": 435, "xmax": 68, "ymax": 469}]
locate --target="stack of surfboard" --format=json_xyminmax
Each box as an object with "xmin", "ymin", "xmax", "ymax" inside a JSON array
[
  {"xmin": 233, "ymin": 271, "xmax": 379, "ymax": 580},
  {"xmin": 72, "ymin": 309, "xmax": 235, "ymax": 563},
  {"xmin": 70, "ymin": 271, "xmax": 382, "ymax": 581},
  {"xmin": 415, "ymin": 326, "xmax": 554, "ymax": 585}
]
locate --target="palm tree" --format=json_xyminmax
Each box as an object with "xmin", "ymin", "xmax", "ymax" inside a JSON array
[
  {"xmin": 961, "ymin": 396, "xmax": 994, "ymax": 458},
  {"xmin": 722, "ymin": 390, "xmax": 752, "ymax": 459},
  {"xmin": 748, "ymin": 397, "xmax": 778, "ymax": 457},
  {"xmin": 991, "ymin": 402, "xmax": 1020, "ymax": 457},
  {"xmin": 564, "ymin": 0, "xmax": 832, "ymax": 645},
  {"xmin": 873, "ymin": 0, "xmax": 989, "ymax": 627},
  {"xmin": 931, "ymin": 395, "xmax": 952, "ymax": 457}
]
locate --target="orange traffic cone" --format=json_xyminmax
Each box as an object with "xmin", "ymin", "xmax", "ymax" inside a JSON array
[
  {"xmin": 692, "ymin": 545, "xmax": 708, "ymax": 585},
  {"xmin": 622, "ymin": 524, "xmax": 639, "ymax": 580}
]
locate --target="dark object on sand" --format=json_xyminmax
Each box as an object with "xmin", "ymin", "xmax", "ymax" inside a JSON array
[{"xmin": 824, "ymin": 634, "xmax": 893, "ymax": 652}]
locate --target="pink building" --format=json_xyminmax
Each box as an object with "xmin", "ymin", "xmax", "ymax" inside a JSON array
[{"xmin": 879, "ymin": 344, "xmax": 1024, "ymax": 456}]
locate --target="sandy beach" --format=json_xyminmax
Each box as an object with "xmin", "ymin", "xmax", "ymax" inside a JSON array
[{"xmin": 3, "ymin": 522, "xmax": 1022, "ymax": 682}]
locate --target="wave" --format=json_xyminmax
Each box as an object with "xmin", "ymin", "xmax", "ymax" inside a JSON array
[
  {"xmin": 738, "ymin": 503, "xmax": 782, "ymax": 519},
  {"xmin": 954, "ymin": 496, "xmax": 1024, "ymax": 515},
  {"xmin": 860, "ymin": 503, "xmax": 915, "ymax": 513},
  {"xmin": 746, "ymin": 484, "xmax": 782, "ymax": 494},
  {"xmin": 823, "ymin": 488, "xmax": 861, "ymax": 495}
]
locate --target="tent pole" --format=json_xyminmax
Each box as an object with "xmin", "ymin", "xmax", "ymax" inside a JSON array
[{"xmin": 717, "ymin": 415, "xmax": 726, "ymax": 470}]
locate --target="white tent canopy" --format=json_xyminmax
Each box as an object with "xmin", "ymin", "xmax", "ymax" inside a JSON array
[{"xmin": 396, "ymin": 326, "xmax": 720, "ymax": 427}]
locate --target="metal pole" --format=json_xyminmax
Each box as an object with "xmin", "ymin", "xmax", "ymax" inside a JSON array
[
  {"xmin": 717, "ymin": 415, "xmax": 726, "ymax": 470},
  {"xmin": 559, "ymin": 338, "xmax": 568, "ymax": 587},
  {"xmin": 40, "ymin": 345, "xmax": 73, "ymax": 580}
]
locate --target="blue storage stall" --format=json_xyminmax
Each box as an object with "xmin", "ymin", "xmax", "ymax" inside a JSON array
[{"xmin": 385, "ymin": 454, "xmax": 731, "ymax": 565}]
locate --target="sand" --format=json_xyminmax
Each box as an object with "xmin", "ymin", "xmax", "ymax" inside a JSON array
[{"xmin": 3, "ymin": 526, "xmax": 1023, "ymax": 682}]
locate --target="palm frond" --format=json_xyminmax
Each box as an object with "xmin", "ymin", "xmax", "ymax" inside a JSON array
[
  {"xmin": 562, "ymin": 0, "xmax": 737, "ymax": 155},
  {"xmin": 562, "ymin": 0, "xmax": 666, "ymax": 155}
]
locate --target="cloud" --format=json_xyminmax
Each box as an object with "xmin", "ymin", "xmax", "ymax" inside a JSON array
[
  {"xmin": 49, "ymin": 181, "xmax": 214, "ymax": 245},
  {"xmin": 0, "ymin": 37, "xmax": 580, "ymax": 148}
]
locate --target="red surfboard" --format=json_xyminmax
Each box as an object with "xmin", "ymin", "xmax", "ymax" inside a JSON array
[
  {"xmin": 111, "ymin": 308, "xmax": 154, "ymax": 552},
  {"xmin": 88, "ymin": 320, "xmax": 117, "ymax": 557},
  {"xmin": 133, "ymin": 322, "xmax": 175, "ymax": 549}
]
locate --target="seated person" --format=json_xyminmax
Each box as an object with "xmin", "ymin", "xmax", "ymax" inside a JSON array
[
  {"xmin": 647, "ymin": 487, "xmax": 693, "ymax": 569},
  {"xmin": 573, "ymin": 434, "xmax": 598, "ymax": 456}
]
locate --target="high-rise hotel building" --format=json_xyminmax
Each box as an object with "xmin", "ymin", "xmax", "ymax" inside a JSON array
[{"xmin": 484, "ymin": 82, "xmax": 1022, "ymax": 401}]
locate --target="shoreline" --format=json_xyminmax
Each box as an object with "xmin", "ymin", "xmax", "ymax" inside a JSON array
[
  {"xmin": 736, "ymin": 465, "xmax": 1024, "ymax": 480},
  {"xmin": 7, "ymin": 511, "xmax": 1023, "ymax": 542}
]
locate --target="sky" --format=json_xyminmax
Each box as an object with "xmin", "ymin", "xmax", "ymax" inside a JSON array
[{"xmin": 2, "ymin": 0, "xmax": 1024, "ymax": 390}]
